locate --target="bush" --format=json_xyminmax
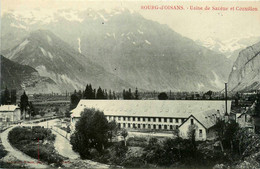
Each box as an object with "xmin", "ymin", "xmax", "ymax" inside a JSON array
[
  {"xmin": 122, "ymin": 156, "xmax": 146, "ymax": 168},
  {"xmin": 127, "ymin": 137, "xmax": 148, "ymax": 147},
  {"xmin": 91, "ymin": 141, "xmax": 129, "ymax": 166},
  {"xmin": 0, "ymin": 144, "xmax": 8, "ymax": 158},
  {"xmin": 40, "ymin": 111, "xmax": 45, "ymax": 117},
  {"xmin": 8, "ymin": 127, "xmax": 66, "ymax": 166}
]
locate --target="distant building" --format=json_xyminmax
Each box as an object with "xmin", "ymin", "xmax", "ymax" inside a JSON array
[
  {"xmin": 70, "ymin": 100, "xmax": 232, "ymax": 141},
  {"xmin": 236, "ymin": 112, "xmax": 254, "ymax": 130},
  {"xmin": 0, "ymin": 105, "xmax": 21, "ymax": 124}
]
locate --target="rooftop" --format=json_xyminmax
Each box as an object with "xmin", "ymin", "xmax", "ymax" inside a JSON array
[
  {"xmin": 192, "ymin": 109, "xmax": 218, "ymax": 129},
  {"xmin": 71, "ymin": 100, "xmax": 231, "ymax": 119},
  {"xmin": 0, "ymin": 105, "xmax": 19, "ymax": 112}
]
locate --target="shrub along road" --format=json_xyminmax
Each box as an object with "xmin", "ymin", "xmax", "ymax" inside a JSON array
[
  {"xmin": 1, "ymin": 119, "xmax": 110, "ymax": 168},
  {"xmin": 0, "ymin": 126, "xmax": 49, "ymax": 168}
]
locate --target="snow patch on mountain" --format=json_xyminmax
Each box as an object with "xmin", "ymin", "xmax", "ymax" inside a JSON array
[
  {"xmin": 211, "ymin": 71, "xmax": 223, "ymax": 89},
  {"xmin": 77, "ymin": 37, "xmax": 81, "ymax": 53},
  {"xmin": 198, "ymin": 83, "xmax": 205, "ymax": 90},
  {"xmin": 47, "ymin": 35, "xmax": 52, "ymax": 45},
  {"xmin": 8, "ymin": 10, "xmax": 55, "ymax": 25},
  {"xmin": 40, "ymin": 47, "xmax": 48, "ymax": 57},
  {"xmin": 97, "ymin": 13, "xmax": 108, "ymax": 22},
  {"xmin": 10, "ymin": 23, "xmax": 27, "ymax": 30},
  {"xmin": 197, "ymin": 36, "xmax": 260, "ymax": 59},
  {"xmin": 59, "ymin": 10, "xmax": 83, "ymax": 22},
  {"xmin": 48, "ymin": 52, "xmax": 54, "ymax": 60},
  {"xmin": 8, "ymin": 39, "xmax": 29, "ymax": 59},
  {"xmin": 145, "ymin": 40, "xmax": 151, "ymax": 45},
  {"xmin": 137, "ymin": 29, "xmax": 144, "ymax": 34}
]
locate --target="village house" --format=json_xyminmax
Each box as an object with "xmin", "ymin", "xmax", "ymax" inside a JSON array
[
  {"xmin": 0, "ymin": 105, "xmax": 21, "ymax": 125},
  {"xmin": 178, "ymin": 109, "xmax": 220, "ymax": 141},
  {"xmin": 236, "ymin": 112, "xmax": 254, "ymax": 130},
  {"xmin": 70, "ymin": 100, "xmax": 231, "ymax": 141}
]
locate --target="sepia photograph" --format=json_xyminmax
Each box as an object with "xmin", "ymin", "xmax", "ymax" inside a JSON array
[{"xmin": 1, "ymin": 0, "xmax": 260, "ymax": 168}]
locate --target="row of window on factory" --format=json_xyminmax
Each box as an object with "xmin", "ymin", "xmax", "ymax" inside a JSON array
[{"xmin": 106, "ymin": 115, "xmax": 186, "ymax": 123}]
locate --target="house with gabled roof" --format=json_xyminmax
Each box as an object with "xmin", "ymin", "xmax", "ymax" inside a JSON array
[
  {"xmin": 178, "ymin": 109, "xmax": 219, "ymax": 141},
  {"xmin": 0, "ymin": 105, "xmax": 21, "ymax": 125}
]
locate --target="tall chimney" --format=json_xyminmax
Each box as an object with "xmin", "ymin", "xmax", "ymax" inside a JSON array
[{"xmin": 225, "ymin": 83, "xmax": 228, "ymax": 115}]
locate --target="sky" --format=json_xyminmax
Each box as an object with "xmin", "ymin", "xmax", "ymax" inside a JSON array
[{"xmin": 2, "ymin": 0, "xmax": 260, "ymax": 41}]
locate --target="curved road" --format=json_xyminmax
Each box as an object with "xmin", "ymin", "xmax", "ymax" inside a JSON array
[
  {"xmin": 0, "ymin": 126, "xmax": 48, "ymax": 168},
  {"xmin": 38, "ymin": 119, "xmax": 110, "ymax": 168}
]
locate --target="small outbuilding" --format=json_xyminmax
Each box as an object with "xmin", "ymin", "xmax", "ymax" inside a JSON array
[{"xmin": 0, "ymin": 105, "xmax": 21, "ymax": 124}]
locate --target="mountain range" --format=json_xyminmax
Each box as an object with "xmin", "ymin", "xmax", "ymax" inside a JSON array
[
  {"xmin": 4, "ymin": 30, "xmax": 132, "ymax": 92},
  {"xmin": 1, "ymin": 9, "xmax": 237, "ymax": 93},
  {"xmin": 196, "ymin": 36, "xmax": 260, "ymax": 62}
]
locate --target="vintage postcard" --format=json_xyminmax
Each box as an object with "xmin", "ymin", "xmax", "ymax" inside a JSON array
[{"xmin": 1, "ymin": 0, "xmax": 260, "ymax": 168}]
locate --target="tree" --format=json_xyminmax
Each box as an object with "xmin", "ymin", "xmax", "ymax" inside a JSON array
[
  {"xmin": 223, "ymin": 120, "xmax": 239, "ymax": 152},
  {"xmin": 40, "ymin": 111, "xmax": 45, "ymax": 117},
  {"xmin": 11, "ymin": 89, "xmax": 17, "ymax": 104},
  {"xmin": 234, "ymin": 92, "xmax": 240, "ymax": 107},
  {"xmin": 134, "ymin": 87, "xmax": 139, "ymax": 100},
  {"xmin": 173, "ymin": 128, "xmax": 180, "ymax": 137},
  {"xmin": 158, "ymin": 92, "xmax": 168, "ymax": 100},
  {"xmin": 108, "ymin": 90, "xmax": 112, "ymax": 100},
  {"xmin": 84, "ymin": 84, "xmax": 90, "ymax": 99},
  {"xmin": 123, "ymin": 89, "xmax": 126, "ymax": 99},
  {"xmin": 121, "ymin": 129, "xmax": 128, "ymax": 146},
  {"xmin": 205, "ymin": 90, "xmax": 213, "ymax": 100},
  {"xmin": 254, "ymin": 93, "xmax": 260, "ymax": 117},
  {"xmin": 187, "ymin": 124, "xmax": 198, "ymax": 151},
  {"xmin": 28, "ymin": 102, "xmax": 37, "ymax": 119},
  {"xmin": 93, "ymin": 89, "xmax": 96, "ymax": 99},
  {"xmin": 20, "ymin": 91, "xmax": 29, "ymax": 119},
  {"xmin": 215, "ymin": 118, "xmax": 240, "ymax": 152},
  {"xmin": 96, "ymin": 87, "xmax": 104, "ymax": 99},
  {"xmin": 215, "ymin": 118, "xmax": 226, "ymax": 152},
  {"xmin": 104, "ymin": 89, "xmax": 108, "ymax": 99},
  {"xmin": 65, "ymin": 110, "xmax": 71, "ymax": 118},
  {"xmin": 123, "ymin": 88, "xmax": 133, "ymax": 100},
  {"xmin": 113, "ymin": 91, "xmax": 116, "ymax": 100},
  {"xmin": 84, "ymin": 84, "xmax": 95, "ymax": 99},
  {"xmin": 4, "ymin": 87, "xmax": 11, "ymax": 104},
  {"xmin": 235, "ymin": 128, "xmax": 260, "ymax": 157},
  {"xmin": 70, "ymin": 90, "xmax": 81, "ymax": 110},
  {"xmin": 70, "ymin": 108, "xmax": 109, "ymax": 158},
  {"xmin": 54, "ymin": 107, "xmax": 59, "ymax": 113},
  {"xmin": 108, "ymin": 120, "xmax": 118, "ymax": 142}
]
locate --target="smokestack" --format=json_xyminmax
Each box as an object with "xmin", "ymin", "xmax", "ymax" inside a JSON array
[{"xmin": 225, "ymin": 83, "xmax": 228, "ymax": 115}]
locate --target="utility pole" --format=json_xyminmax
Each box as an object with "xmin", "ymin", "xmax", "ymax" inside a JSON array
[{"xmin": 225, "ymin": 83, "xmax": 228, "ymax": 114}]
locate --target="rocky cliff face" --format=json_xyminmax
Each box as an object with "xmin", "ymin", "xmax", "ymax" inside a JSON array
[
  {"xmin": 0, "ymin": 55, "xmax": 61, "ymax": 93},
  {"xmin": 228, "ymin": 41, "xmax": 260, "ymax": 91}
]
